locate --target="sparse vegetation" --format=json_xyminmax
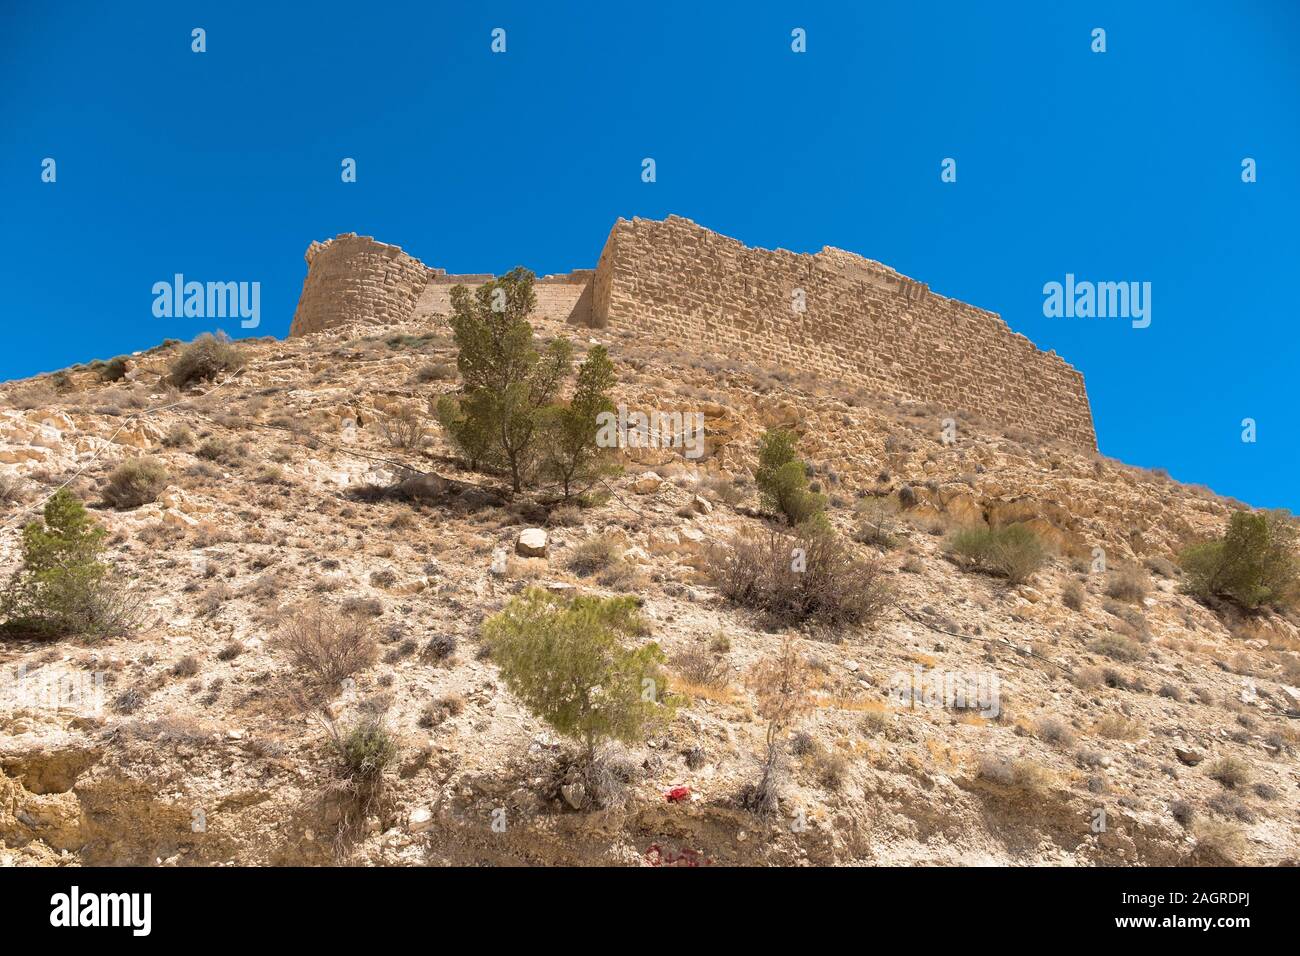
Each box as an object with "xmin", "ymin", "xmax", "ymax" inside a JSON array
[
  {"xmin": 325, "ymin": 712, "xmax": 397, "ymax": 784},
  {"xmin": 946, "ymin": 523, "xmax": 1048, "ymax": 585},
  {"xmin": 377, "ymin": 404, "xmax": 428, "ymax": 450},
  {"xmin": 1207, "ymin": 755, "xmax": 1253, "ymax": 789},
  {"xmin": 754, "ymin": 427, "xmax": 826, "ymax": 526},
  {"xmin": 708, "ymin": 525, "xmax": 891, "ymax": 628},
  {"xmin": 854, "ymin": 496, "xmax": 899, "ymax": 550},
  {"xmin": 275, "ymin": 604, "xmax": 378, "ymax": 688},
  {"xmin": 1089, "ymin": 632, "xmax": 1145, "ymax": 662},
  {"xmin": 170, "ymin": 332, "xmax": 245, "ymax": 388},
  {"xmin": 1180, "ymin": 510, "xmax": 1298, "ymax": 610},
  {"xmin": 483, "ymin": 589, "xmax": 675, "ymax": 762},
  {"xmin": 741, "ymin": 640, "xmax": 815, "ymax": 814},
  {"xmin": 1105, "ymin": 565, "xmax": 1149, "ymax": 603},
  {"xmin": 0, "ymin": 489, "xmax": 142, "ymax": 639},
  {"xmin": 977, "ymin": 756, "xmax": 1054, "ymax": 795},
  {"xmin": 100, "ymin": 356, "xmax": 129, "ymax": 382},
  {"xmin": 102, "ymin": 456, "xmax": 169, "ymax": 509}
]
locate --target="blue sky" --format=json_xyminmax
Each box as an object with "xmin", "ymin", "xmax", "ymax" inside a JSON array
[{"xmin": 1, "ymin": 1, "xmax": 1296, "ymax": 510}]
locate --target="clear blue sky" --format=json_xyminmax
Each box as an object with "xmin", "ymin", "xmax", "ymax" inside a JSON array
[{"xmin": 1, "ymin": 1, "xmax": 1296, "ymax": 511}]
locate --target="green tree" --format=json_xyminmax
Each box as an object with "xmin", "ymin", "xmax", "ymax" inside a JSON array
[
  {"xmin": 1180, "ymin": 510, "xmax": 1298, "ymax": 610},
  {"xmin": 444, "ymin": 268, "xmax": 573, "ymax": 491},
  {"xmin": 483, "ymin": 588, "xmax": 676, "ymax": 762},
  {"xmin": 754, "ymin": 427, "xmax": 826, "ymax": 526},
  {"xmin": 1, "ymin": 489, "xmax": 111, "ymax": 636},
  {"xmin": 435, "ymin": 394, "xmax": 495, "ymax": 471},
  {"xmin": 544, "ymin": 345, "xmax": 618, "ymax": 499}
]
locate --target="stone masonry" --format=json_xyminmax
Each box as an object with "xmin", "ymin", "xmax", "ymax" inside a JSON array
[
  {"xmin": 289, "ymin": 217, "xmax": 1096, "ymax": 449},
  {"xmin": 590, "ymin": 216, "xmax": 1096, "ymax": 449}
]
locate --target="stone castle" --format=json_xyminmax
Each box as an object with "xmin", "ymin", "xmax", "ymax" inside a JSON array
[{"xmin": 289, "ymin": 215, "xmax": 1096, "ymax": 449}]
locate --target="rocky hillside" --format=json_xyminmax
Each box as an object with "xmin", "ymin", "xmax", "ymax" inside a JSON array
[{"xmin": 1, "ymin": 310, "xmax": 1297, "ymax": 867}]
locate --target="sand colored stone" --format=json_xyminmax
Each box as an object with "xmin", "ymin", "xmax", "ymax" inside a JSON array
[{"xmin": 290, "ymin": 216, "xmax": 1095, "ymax": 449}]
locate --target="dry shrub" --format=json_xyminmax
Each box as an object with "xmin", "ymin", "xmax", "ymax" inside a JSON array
[
  {"xmin": 708, "ymin": 527, "xmax": 891, "ymax": 629},
  {"xmin": 1089, "ymin": 632, "xmax": 1145, "ymax": 662},
  {"xmin": 702, "ymin": 473, "xmax": 747, "ymax": 508},
  {"xmin": 740, "ymin": 640, "xmax": 816, "ymax": 814},
  {"xmin": 1105, "ymin": 565, "xmax": 1149, "ymax": 603},
  {"xmin": 1192, "ymin": 818, "xmax": 1247, "ymax": 864},
  {"xmin": 1207, "ymin": 755, "xmax": 1253, "ymax": 789},
  {"xmin": 566, "ymin": 535, "xmax": 623, "ymax": 576},
  {"xmin": 977, "ymin": 756, "xmax": 1054, "ymax": 796},
  {"xmin": 672, "ymin": 647, "xmax": 730, "ymax": 688},
  {"xmin": 854, "ymin": 497, "xmax": 899, "ymax": 551},
  {"xmin": 1094, "ymin": 713, "xmax": 1142, "ymax": 740},
  {"xmin": 170, "ymin": 332, "xmax": 245, "ymax": 388},
  {"xmin": 276, "ymin": 603, "xmax": 377, "ymax": 688},
  {"xmin": 1034, "ymin": 715, "xmax": 1076, "ymax": 747},
  {"xmin": 418, "ymin": 693, "xmax": 465, "ymax": 729},
  {"xmin": 946, "ymin": 523, "xmax": 1048, "ymax": 585},
  {"xmin": 378, "ymin": 405, "xmax": 428, "ymax": 450},
  {"xmin": 0, "ymin": 472, "xmax": 27, "ymax": 504},
  {"xmin": 1061, "ymin": 579, "xmax": 1085, "ymax": 611},
  {"xmin": 102, "ymin": 456, "xmax": 169, "ymax": 510}
]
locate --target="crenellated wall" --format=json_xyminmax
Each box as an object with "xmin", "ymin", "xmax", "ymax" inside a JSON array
[
  {"xmin": 589, "ymin": 216, "xmax": 1096, "ymax": 449},
  {"xmin": 288, "ymin": 216, "xmax": 1096, "ymax": 448}
]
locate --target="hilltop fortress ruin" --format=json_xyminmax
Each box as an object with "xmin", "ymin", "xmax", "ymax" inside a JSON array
[{"xmin": 289, "ymin": 215, "xmax": 1097, "ymax": 449}]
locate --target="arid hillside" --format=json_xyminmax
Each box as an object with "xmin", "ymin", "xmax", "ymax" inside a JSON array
[{"xmin": 1, "ymin": 307, "xmax": 1297, "ymax": 867}]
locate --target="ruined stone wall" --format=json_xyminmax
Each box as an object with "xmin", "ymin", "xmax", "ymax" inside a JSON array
[
  {"xmin": 590, "ymin": 216, "xmax": 1096, "ymax": 449},
  {"xmin": 289, "ymin": 234, "xmax": 434, "ymax": 336},
  {"xmin": 287, "ymin": 218, "xmax": 1095, "ymax": 449}
]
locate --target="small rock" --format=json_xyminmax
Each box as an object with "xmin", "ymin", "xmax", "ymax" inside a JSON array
[
  {"xmin": 1173, "ymin": 746, "xmax": 1204, "ymax": 766},
  {"xmin": 515, "ymin": 528, "xmax": 548, "ymax": 557},
  {"xmin": 633, "ymin": 471, "xmax": 663, "ymax": 494},
  {"xmin": 561, "ymin": 782, "xmax": 586, "ymax": 810},
  {"xmin": 690, "ymin": 495, "xmax": 713, "ymax": 515},
  {"xmin": 408, "ymin": 807, "xmax": 434, "ymax": 833}
]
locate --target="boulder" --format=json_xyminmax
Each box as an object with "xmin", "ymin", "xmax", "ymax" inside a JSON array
[
  {"xmin": 633, "ymin": 471, "xmax": 663, "ymax": 494},
  {"xmin": 516, "ymin": 528, "xmax": 548, "ymax": 557}
]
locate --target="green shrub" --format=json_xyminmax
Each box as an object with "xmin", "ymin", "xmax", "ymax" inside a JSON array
[
  {"xmin": 946, "ymin": 523, "xmax": 1048, "ymax": 584},
  {"xmin": 169, "ymin": 332, "xmax": 245, "ymax": 388},
  {"xmin": 708, "ymin": 525, "xmax": 891, "ymax": 628},
  {"xmin": 543, "ymin": 345, "xmax": 618, "ymax": 498},
  {"xmin": 329, "ymin": 713, "xmax": 397, "ymax": 783},
  {"xmin": 102, "ymin": 456, "xmax": 169, "ymax": 509},
  {"xmin": 483, "ymin": 588, "xmax": 675, "ymax": 761},
  {"xmin": 754, "ymin": 427, "xmax": 826, "ymax": 526},
  {"xmin": 0, "ymin": 489, "xmax": 140, "ymax": 638},
  {"xmin": 1179, "ymin": 511, "xmax": 1298, "ymax": 610}
]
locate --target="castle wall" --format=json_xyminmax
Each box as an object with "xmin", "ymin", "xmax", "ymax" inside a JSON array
[
  {"xmin": 288, "ymin": 217, "xmax": 1095, "ymax": 449},
  {"xmin": 288, "ymin": 234, "xmax": 433, "ymax": 336},
  {"xmin": 590, "ymin": 216, "xmax": 1096, "ymax": 448}
]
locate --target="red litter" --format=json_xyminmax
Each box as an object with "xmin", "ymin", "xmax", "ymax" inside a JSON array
[{"xmin": 665, "ymin": 786, "xmax": 691, "ymax": 803}]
